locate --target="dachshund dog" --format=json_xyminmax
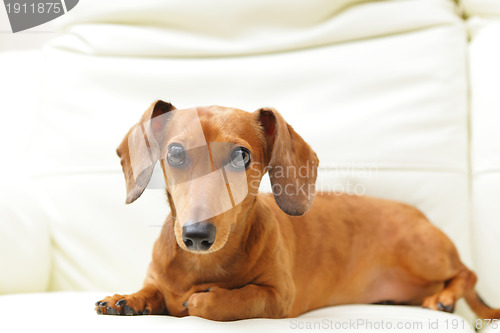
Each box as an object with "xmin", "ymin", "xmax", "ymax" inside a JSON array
[{"xmin": 96, "ymin": 100, "xmax": 500, "ymax": 321}]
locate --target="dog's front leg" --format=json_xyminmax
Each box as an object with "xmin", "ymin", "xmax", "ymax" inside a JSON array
[{"xmin": 186, "ymin": 284, "xmax": 294, "ymax": 321}]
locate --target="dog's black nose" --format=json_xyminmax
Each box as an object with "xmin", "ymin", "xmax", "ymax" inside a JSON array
[{"xmin": 182, "ymin": 222, "xmax": 216, "ymax": 251}]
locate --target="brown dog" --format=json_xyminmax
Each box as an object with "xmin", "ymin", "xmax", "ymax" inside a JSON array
[{"xmin": 96, "ymin": 100, "xmax": 500, "ymax": 321}]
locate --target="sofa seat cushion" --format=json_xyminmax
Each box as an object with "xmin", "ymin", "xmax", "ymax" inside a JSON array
[{"xmin": 0, "ymin": 291, "xmax": 476, "ymax": 332}]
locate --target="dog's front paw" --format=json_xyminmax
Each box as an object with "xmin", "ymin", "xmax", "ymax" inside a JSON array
[
  {"xmin": 95, "ymin": 294, "xmax": 151, "ymax": 316},
  {"xmin": 186, "ymin": 287, "xmax": 226, "ymax": 320}
]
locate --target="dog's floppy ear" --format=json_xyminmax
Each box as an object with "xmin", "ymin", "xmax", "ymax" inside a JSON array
[
  {"xmin": 116, "ymin": 100, "xmax": 176, "ymax": 204},
  {"xmin": 256, "ymin": 107, "xmax": 319, "ymax": 216}
]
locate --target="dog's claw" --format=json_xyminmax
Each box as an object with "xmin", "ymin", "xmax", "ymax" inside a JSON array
[
  {"xmin": 143, "ymin": 308, "xmax": 150, "ymax": 315},
  {"xmin": 437, "ymin": 302, "xmax": 454, "ymax": 313},
  {"xmin": 373, "ymin": 300, "xmax": 396, "ymax": 305},
  {"xmin": 106, "ymin": 306, "xmax": 120, "ymax": 315},
  {"xmin": 116, "ymin": 299, "xmax": 127, "ymax": 307},
  {"xmin": 123, "ymin": 305, "xmax": 136, "ymax": 316}
]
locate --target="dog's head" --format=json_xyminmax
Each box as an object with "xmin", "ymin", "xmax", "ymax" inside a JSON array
[{"xmin": 117, "ymin": 100, "xmax": 319, "ymax": 253}]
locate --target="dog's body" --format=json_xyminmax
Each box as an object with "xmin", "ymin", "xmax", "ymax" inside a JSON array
[
  {"xmin": 96, "ymin": 102, "xmax": 499, "ymax": 321},
  {"xmin": 146, "ymin": 193, "xmax": 464, "ymax": 319}
]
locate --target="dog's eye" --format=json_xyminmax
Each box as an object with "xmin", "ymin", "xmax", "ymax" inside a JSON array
[
  {"xmin": 167, "ymin": 143, "xmax": 186, "ymax": 167},
  {"xmin": 229, "ymin": 147, "xmax": 251, "ymax": 170}
]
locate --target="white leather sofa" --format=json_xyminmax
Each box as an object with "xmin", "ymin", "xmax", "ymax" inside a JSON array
[{"xmin": 1, "ymin": 0, "xmax": 499, "ymax": 332}]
